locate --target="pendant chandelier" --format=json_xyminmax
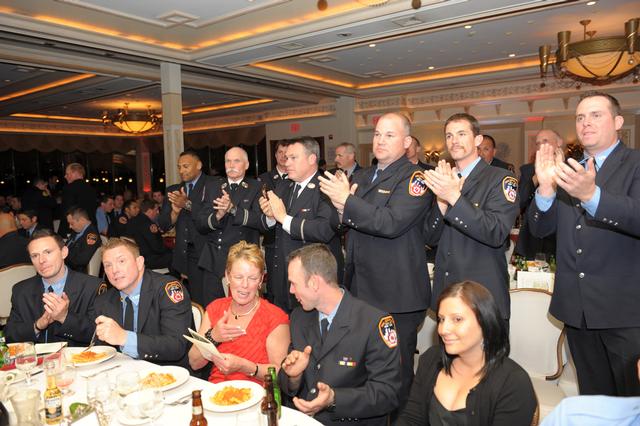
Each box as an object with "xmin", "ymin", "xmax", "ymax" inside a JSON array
[
  {"xmin": 538, "ymin": 18, "xmax": 639, "ymax": 87},
  {"xmin": 102, "ymin": 103, "xmax": 160, "ymax": 134}
]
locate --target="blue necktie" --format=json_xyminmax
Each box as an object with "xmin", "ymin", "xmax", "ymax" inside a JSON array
[{"xmin": 371, "ymin": 169, "xmax": 380, "ymax": 183}]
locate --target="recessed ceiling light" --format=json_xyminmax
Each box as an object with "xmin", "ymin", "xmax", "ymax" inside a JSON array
[
  {"xmin": 428, "ymin": 66, "xmax": 435, "ymax": 70},
  {"xmin": 586, "ymin": 1, "xmax": 597, "ymax": 5},
  {"xmin": 369, "ymin": 43, "xmax": 376, "ymax": 48},
  {"xmin": 464, "ymin": 25, "xmax": 472, "ymax": 29},
  {"xmin": 508, "ymin": 53, "xmax": 516, "ymax": 57},
  {"xmin": 505, "ymin": 32, "xmax": 512, "ymax": 36}
]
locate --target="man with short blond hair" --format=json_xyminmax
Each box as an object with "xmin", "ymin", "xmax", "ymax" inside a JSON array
[
  {"xmin": 94, "ymin": 237, "xmax": 192, "ymax": 365},
  {"xmin": 5, "ymin": 229, "xmax": 101, "ymax": 345}
]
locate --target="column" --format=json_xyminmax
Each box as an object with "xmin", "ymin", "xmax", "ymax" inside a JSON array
[
  {"xmin": 135, "ymin": 138, "xmax": 152, "ymax": 196},
  {"xmin": 161, "ymin": 62, "xmax": 184, "ymax": 186}
]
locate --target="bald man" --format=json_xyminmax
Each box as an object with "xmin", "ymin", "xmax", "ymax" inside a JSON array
[
  {"xmin": 514, "ymin": 129, "xmax": 563, "ymax": 259},
  {"xmin": 196, "ymin": 147, "xmax": 262, "ymax": 306},
  {"xmin": 0, "ymin": 212, "xmax": 30, "ymax": 269}
]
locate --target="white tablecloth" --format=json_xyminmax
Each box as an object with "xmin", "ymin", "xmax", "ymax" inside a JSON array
[{"xmin": 8, "ymin": 352, "xmax": 321, "ymax": 426}]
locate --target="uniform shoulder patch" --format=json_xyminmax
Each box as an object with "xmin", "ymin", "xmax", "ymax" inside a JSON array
[
  {"xmin": 502, "ymin": 176, "xmax": 518, "ymax": 203},
  {"xmin": 378, "ymin": 315, "xmax": 398, "ymax": 348},
  {"xmin": 119, "ymin": 216, "xmax": 128, "ymax": 225},
  {"xmin": 164, "ymin": 281, "xmax": 184, "ymax": 304},
  {"xmin": 408, "ymin": 171, "xmax": 428, "ymax": 197},
  {"xmin": 149, "ymin": 223, "xmax": 159, "ymax": 233},
  {"xmin": 97, "ymin": 282, "xmax": 108, "ymax": 295},
  {"xmin": 86, "ymin": 233, "xmax": 98, "ymax": 245}
]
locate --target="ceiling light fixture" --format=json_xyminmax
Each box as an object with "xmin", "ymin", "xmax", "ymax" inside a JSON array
[
  {"xmin": 369, "ymin": 43, "xmax": 377, "ymax": 47},
  {"xmin": 464, "ymin": 25, "xmax": 472, "ymax": 29},
  {"xmin": 357, "ymin": 0, "xmax": 389, "ymax": 6},
  {"xmin": 102, "ymin": 103, "xmax": 160, "ymax": 134},
  {"xmin": 586, "ymin": 1, "xmax": 597, "ymax": 5},
  {"xmin": 539, "ymin": 18, "xmax": 639, "ymax": 87}
]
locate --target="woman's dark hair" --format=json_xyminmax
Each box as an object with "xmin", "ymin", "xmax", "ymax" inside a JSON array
[{"xmin": 437, "ymin": 281, "xmax": 509, "ymax": 378}]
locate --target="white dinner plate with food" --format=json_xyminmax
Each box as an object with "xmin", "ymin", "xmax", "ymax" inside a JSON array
[
  {"xmin": 138, "ymin": 366, "xmax": 190, "ymax": 392},
  {"xmin": 202, "ymin": 380, "xmax": 265, "ymax": 413},
  {"xmin": 64, "ymin": 346, "xmax": 117, "ymax": 367}
]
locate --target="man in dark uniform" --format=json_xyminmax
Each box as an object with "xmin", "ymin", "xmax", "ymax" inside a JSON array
[
  {"xmin": 65, "ymin": 207, "xmax": 102, "ymax": 272},
  {"xmin": 5, "ymin": 229, "xmax": 102, "ymax": 345},
  {"xmin": 478, "ymin": 134, "xmax": 515, "ymax": 172},
  {"xmin": 319, "ymin": 113, "xmax": 431, "ymax": 410},
  {"xmin": 16, "ymin": 209, "xmax": 45, "ymax": 238},
  {"xmin": 257, "ymin": 140, "xmax": 290, "ymax": 303},
  {"xmin": 0, "ymin": 212, "xmax": 30, "ymax": 269},
  {"xmin": 280, "ymin": 244, "xmax": 401, "ymax": 426},
  {"xmin": 94, "ymin": 237, "xmax": 192, "ymax": 366},
  {"xmin": 158, "ymin": 151, "xmax": 213, "ymax": 307},
  {"xmin": 514, "ymin": 129, "xmax": 562, "ymax": 259},
  {"xmin": 331, "ymin": 142, "xmax": 362, "ymax": 179},
  {"xmin": 21, "ymin": 178, "xmax": 56, "ymax": 229},
  {"xmin": 260, "ymin": 137, "xmax": 343, "ymax": 313},
  {"xmin": 528, "ymin": 91, "xmax": 640, "ymax": 397},
  {"xmin": 196, "ymin": 147, "xmax": 262, "ymax": 306},
  {"xmin": 58, "ymin": 163, "xmax": 96, "ymax": 237},
  {"xmin": 423, "ymin": 113, "xmax": 518, "ymax": 323},
  {"xmin": 110, "ymin": 199, "xmax": 139, "ymax": 238},
  {"xmin": 406, "ymin": 136, "xmax": 434, "ymax": 171},
  {"xmin": 127, "ymin": 199, "xmax": 171, "ymax": 270},
  {"xmin": 110, "ymin": 194, "xmax": 124, "ymax": 221}
]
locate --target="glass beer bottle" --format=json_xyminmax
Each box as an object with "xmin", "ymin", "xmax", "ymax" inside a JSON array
[
  {"xmin": 190, "ymin": 390, "xmax": 207, "ymax": 426},
  {"xmin": 261, "ymin": 374, "xmax": 278, "ymax": 426}
]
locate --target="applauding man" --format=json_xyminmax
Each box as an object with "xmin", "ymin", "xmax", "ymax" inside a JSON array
[
  {"xmin": 280, "ymin": 244, "xmax": 401, "ymax": 425},
  {"xmin": 93, "ymin": 237, "xmax": 192, "ymax": 366},
  {"xmin": 528, "ymin": 91, "xmax": 640, "ymax": 396},
  {"xmin": 6, "ymin": 229, "xmax": 102, "ymax": 345},
  {"xmin": 423, "ymin": 113, "xmax": 518, "ymax": 325}
]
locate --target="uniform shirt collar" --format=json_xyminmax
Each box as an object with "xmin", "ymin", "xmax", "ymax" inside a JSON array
[
  {"xmin": 459, "ymin": 156, "xmax": 482, "ymax": 178},
  {"xmin": 187, "ymin": 173, "xmax": 202, "ymax": 188},
  {"xmin": 42, "ymin": 266, "xmax": 69, "ymax": 295},
  {"xmin": 228, "ymin": 177, "xmax": 244, "ymax": 185},
  {"xmin": 295, "ymin": 172, "xmax": 316, "ymax": 191},
  {"xmin": 318, "ymin": 288, "xmax": 345, "ymax": 330},
  {"xmin": 75, "ymin": 223, "xmax": 90, "ymax": 240},
  {"xmin": 119, "ymin": 275, "xmax": 143, "ymax": 302},
  {"xmin": 582, "ymin": 140, "xmax": 620, "ymax": 171}
]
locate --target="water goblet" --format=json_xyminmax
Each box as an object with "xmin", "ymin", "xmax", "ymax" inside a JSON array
[
  {"xmin": 56, "ymin": 363, "xmax": 76, "ymax": 396},
  {"xmin": 14, "ymin": 342, "xmax": 37, "ymax": 386},
  {"xmin": 116, "ymin": 371, "xmax": 140, "ymax": 409},
  {"xmin": 139, "ymin": 389, "xmax": 164, "ymax": 425}
]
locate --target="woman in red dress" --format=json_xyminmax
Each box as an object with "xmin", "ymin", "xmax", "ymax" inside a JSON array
[{"xmin": 188, "ymin": 241, "xmax": 290, "ymax": 383}]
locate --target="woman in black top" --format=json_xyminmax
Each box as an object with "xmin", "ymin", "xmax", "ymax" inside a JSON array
[{"xmin": 397, "ymin": 281, "xmax": 537, "ymax": 426}]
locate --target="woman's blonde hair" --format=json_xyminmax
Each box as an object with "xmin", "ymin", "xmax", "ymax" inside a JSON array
[{"xmin": 225, "ymin": 240, "xmax": 265, "ymax": 273}]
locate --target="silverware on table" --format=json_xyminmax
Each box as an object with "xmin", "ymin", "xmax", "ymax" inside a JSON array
[
  {"xmin": 167, "ymin": 393, "xmax": 192, "ymax": 405},
  {"xmin": 81, "ymin": 329, "xmax": 97, "ymax": 353},
  {"xmin": 82, "ymin": 363, "xmax": 121, "ymax": 378}
]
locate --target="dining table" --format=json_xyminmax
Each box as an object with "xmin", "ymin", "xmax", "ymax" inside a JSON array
[{"xmin": 4, "ymin": 349, "xmax": 322, "ymax": 426}]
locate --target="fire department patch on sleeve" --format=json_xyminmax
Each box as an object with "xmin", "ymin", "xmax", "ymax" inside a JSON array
[
  {"xmin": 502, "ymin": 176, "xmax": 518, "ymax": 203},
  {"xmin": 164, "ymin": 281, "xmax": 184, "ymax": 304},
  {"xmin": 119, "ymin": 216, "xmax": 128, "ymax": 225},
  {"xmin": 86, "ymin": 233, "xmax": 98, "ymax": 245},
  {"xmin": 149, "ymin": 224, "xmax": 158, "ymax": 233},
  {"xmin": 97, "ymin": 282, "xmax": 108, "ymax": 295},
  {"xmin": 378, "ymin": 315, "xmax": 398, "ymax": 348},
  {"xmin": 408, "ymin": 171, "xmax": 428, "ymax": 197}
]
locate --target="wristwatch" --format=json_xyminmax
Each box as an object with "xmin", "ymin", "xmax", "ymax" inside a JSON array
[
  {"xmin": 204, "ymin": 328, "xmax": 221, "ymax": 346},
  {"xmin": 184, "ymin": 200, "xmax": 193, "ymax": 212},
  {"xmin": 229, "ymin": 206, "xmax": 237, "ymax": 216}
]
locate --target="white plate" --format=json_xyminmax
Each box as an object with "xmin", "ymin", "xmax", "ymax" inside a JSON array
[
  {"xmin": 64, "ymin": 346, "xmax": 117, "ymax": 367},
  {"xmin": 138, "ymin": 366, "xmax": 190, "ymax": 392},
  {"xmin": 202, "ymin": 380, "xmax": 265, "ymax": 413},
  {"xmin": 117, "ymin": 411, "xmax": 148, "ymax": 426},
  {"xmin": 35, "ymin": 342, "xmax": 67, "ymax": 355}
]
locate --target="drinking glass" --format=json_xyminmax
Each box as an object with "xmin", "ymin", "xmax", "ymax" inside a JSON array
[
  {"xmin": 56, "ymin": 363, "xmax": 76, "ymax": 395},
  {"xmin": 116, "ymin": 372, "xmax": 140, "ymax": 409},
  {"xmin": 14, "ymin": 342, "xmax": 37, "ymax": 386},
  {"xmin": 87, "ymin": 374, "xmax": 115, "ymax": 426},
  {"xmin": 535, "ymin": 253, "xmax": 547, "ymax": 271},
  {"xmin": 139, "ymin": 389, "xmax": 164, "ymax": 425}
]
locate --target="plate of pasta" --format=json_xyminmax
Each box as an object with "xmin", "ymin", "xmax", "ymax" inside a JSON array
[
  {"xmin": 202, "ymin": 380, "xmax": 265, "ymax": 413},
  {"xmin": 64, "ymin": 346, "xmax": 117, "ymax": 367},
  {"xmin": 138, "ymin": 366, "xmax": 189, "ymax": 392}
]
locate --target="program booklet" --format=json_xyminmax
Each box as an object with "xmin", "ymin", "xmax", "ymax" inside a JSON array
[{"xmin": 183, "ymin": 328, "xmax": 225, "ymax": 361}]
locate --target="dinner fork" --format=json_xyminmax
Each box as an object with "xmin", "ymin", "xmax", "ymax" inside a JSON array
[{"xmin": 81, "ymin": 328, "xmax": 97, "ymax": 353}]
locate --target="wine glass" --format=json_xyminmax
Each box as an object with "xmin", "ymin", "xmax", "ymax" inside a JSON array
[
  {"xmin": 14, "ymin": 342, "xmax": 37, "ymax": 386},
  {"xmin": 56, "ymin": 363, "xmax": 76, "ymax": 396},
  {"xmin": 139, "ymin": 389, "xmax": 164, "ymax": 425},
  {"xmin": 87, "ymin": 374, "xmax": 115, "ymax": 426}
]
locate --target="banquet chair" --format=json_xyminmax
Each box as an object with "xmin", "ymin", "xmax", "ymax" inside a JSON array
[
  {"xmin": 191, "ymin": 302, "xmax": 204, "ymax": 331},
  {"xmin": 415, "ymin": 309, "xmax": 438, "ymax": 372},
  {"xmin": 100, "ymin": 235, "xmax": 108, "ymax": 245},
  {"xmin": 87, "ymin": 247, "xmax": 104, "ymax": 277},
  {"xmin": 509, "ymin": 288, "xmax": 567, "ymax": 420},
  {"xmin": 0, "ymin": 263, "xmax": 37, "ymax": 323}
]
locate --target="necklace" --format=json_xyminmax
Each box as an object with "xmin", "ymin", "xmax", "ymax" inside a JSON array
[{"xmin": 230, "ymin": 299, "xmax": 260, "ymax": 320}]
